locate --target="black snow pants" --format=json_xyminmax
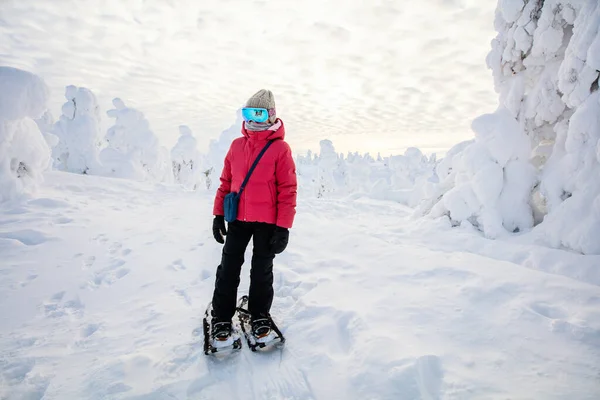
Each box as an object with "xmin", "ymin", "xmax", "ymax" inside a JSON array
[{"xmin": 211, "ymin": 221, "xmax": 276, "ymax": 322}]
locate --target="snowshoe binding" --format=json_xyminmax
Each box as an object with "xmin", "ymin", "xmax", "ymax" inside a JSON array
[
  {"xmin": 203, "ymin": 302, "xmax": 242, "ymax": 355},
  {"xmin": 251, "ymin": 316, "xmax": 272, "ymax": 339},
  {"xmin": 236, "ymin": 295, "xmax": 285, "ymax": 352}
]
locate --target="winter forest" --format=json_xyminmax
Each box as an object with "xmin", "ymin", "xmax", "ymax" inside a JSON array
[
  {"xmin": 1, "ymin": 0, "xmax": 600, "ymax": 398},
  {"xmin": 3, "ymin": 0, "xmax": 599, "ymax": 254}
]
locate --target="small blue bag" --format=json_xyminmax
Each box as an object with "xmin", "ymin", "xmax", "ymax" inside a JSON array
[
  {"xmin": 223, "ymin": 140, "xmax": 274, "ymax": 223},
  {"xmin": 224, "ymin": 192, "xmax": 241, "ymax": 223}
]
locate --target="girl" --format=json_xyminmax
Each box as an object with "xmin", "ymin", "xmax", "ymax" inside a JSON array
[{"xmin": 210, "ymin": 89, "xmax": 297, "ymax": 342}]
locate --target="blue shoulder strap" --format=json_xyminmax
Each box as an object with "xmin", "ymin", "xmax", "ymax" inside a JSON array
[{"xmin": 238, "ymin": 140, "xmax": 274, "ymax": 196}]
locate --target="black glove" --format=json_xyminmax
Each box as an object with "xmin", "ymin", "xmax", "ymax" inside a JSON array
[
  {"xmin": 213, "ymin": 216, "xmax": 227, "ymax": 244},
  {"xmin": 270, "ymin": 226, "xmax": 289, "ymax": 254}
]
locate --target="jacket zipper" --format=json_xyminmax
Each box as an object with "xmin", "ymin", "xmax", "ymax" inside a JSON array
[{"xmin": 244, "ymin": 142, "xmax": 255, "ymax": 222}]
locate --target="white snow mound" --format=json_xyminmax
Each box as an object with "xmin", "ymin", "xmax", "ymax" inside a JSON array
[{"xmin": 0, "ymin": 67, "xmax": 52, "ymax": 202}]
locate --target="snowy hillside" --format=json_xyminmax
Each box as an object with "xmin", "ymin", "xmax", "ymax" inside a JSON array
[{"xmin": 1, "ymin": 172, "xmax": 599, "ymax": 399}]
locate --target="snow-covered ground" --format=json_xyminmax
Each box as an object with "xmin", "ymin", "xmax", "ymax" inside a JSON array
[{"xmin": 1, "ymin": 172, "xmax": 599, "ymax": 399}]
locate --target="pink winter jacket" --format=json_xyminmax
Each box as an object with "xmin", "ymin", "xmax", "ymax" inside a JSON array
[{"xmin": 213, "ymin": 119, "xmax": 297, "ymax": 229}]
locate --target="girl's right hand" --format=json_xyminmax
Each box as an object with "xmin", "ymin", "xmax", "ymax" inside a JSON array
[{"xmin": 213, "ymin": 216, "xmax": 227, "ymax": 244}]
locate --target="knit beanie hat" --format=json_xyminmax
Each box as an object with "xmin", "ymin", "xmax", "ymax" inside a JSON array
[{"xmin": 245, "ymin": 89, "xmax": 277, "ymax": 123}]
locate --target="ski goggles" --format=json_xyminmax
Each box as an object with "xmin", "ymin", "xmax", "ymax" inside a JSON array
[{"xmin": 241, "ymin": 107, "xmax": 275, "ymax": 123}]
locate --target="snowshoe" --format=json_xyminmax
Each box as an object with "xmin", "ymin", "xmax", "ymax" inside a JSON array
[
  {"xmin": 236, "ymin": 295, "xmax": 285, "ymax": 352},
  {"xmin": 202, "ymin": 302, "xmax": 242, "ymax": 355}
]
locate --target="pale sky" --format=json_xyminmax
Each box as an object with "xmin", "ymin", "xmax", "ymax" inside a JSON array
[{"xmin": 0, "ymin": 0, "xmax": 499, "ymax": 156}]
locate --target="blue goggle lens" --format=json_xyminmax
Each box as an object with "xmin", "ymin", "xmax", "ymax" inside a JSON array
[{"xmin": 242, "ymin": 107, "xmax": 269, "ymax": 123}]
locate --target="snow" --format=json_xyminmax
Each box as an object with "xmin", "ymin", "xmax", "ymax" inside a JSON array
[
  {"xmin": 0, "ymin": 67, "xmax": 49, "ymax": 121},
  {"xmin": 52, "ymin": 85, "xmax": 103, "ymax": 174},
  {"xmin": 1, "ymin": 171, "xmax": 599, "ymax": 399},
  {"xmin": 0, "ymin": 67, "xmax": 52, "ymax": 202},
  {"xmin": 499, "ymin": 0, "xmax": 525, "ymax": 24},
  {"xmin": 100, "ymin": 98, "xmax": 172, "ymax": 183}
]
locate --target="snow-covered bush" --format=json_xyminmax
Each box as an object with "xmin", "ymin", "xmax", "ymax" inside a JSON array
[
  {"xmin": 420, "ymin": 109, "xmax": 536, "ymax": 238},
  {"xmin": 100, "ymin": 98, "xmax": 171, "ymax": 182},
  {"xmin": 0, "ymin": 67, "xmax": 52, "ymax": 202},
  {"xmin": 171, "ymin": 125, "xmax": 205, "ymax": 190},
  {"xmin": 52, "ymin": 85, "xmax": 103, "ymax": 174},
  {"xmin": 415, "ymin": 140, "xmax": 473, "ymax": 216}
]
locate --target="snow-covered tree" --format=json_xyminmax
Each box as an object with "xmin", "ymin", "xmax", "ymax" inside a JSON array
[
  {"xmin": 485, "ymin": 0, "xmax": 600, "ymax": 252},
  {"xmin": 34, "ymin": 110, "xmax": 58, "ymax": 150},
  {"xmin": 205, "ymin": 109, "xmax": 244, "ymax": 190},
  {"xmin": 347, "ymin": 153, "xmax": 372, "ymax": 193},
  {"xmin": 316, "ymin": 139, "xmax": 338, "ymax": 198},
  {"xmin": 52, "ymin": 85, "xmax": 103, "ymax": 174},
  {"xmin": 100, "ymin": 98, "xmax": 171, "ymax": 183},
  {"xmin": 0, "ymin": 67, "xmax": 52, "ymax": 202},
  {"xmin": 419, "ymin": 0, "xmax": 600, "ymax": 252},
  {"xmin": 368, "ymin": 147, "xmax": 436, "ymax": 207},
  {"xmin": 171, "ymin": 125, "xmax": 205, "ymax": 190}
]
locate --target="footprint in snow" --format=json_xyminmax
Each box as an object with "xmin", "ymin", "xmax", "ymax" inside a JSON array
[
  {"xmin": 43, "ymin": 294, "xmax": 84, "ymax": 318},
  {"xmin": 83, "ymin": 256, "xmax": 96, "ymax": 269},
  {"xmin": 54, "ymin": 216, "xmax": 74, "ymax": 225},
  {"xmin": 52, "ymin": 291, "xmax": 66, "ymax": 301},
  {"xmin": 275, "ymin": 271, "xmax": 317, "ymax": 300},
  {"xmin": 109, "ymin": 258, "xmax": 127, "ymax": 270},
  {"xmin": 189, "ymin": 242, "xmax": 205, "ymax": 251},
  {"xmin": 80, "ymin": 323, "xmax": 101, "ymax": 338},
  {"xmin": 174, "ymin": 288, "xmax": 192, "ymax": 306},
  {"xmin": 167, "ymin": 259, "xmax": 187, "ymax": 272},
  {"xmin": 93, "ymin": 233, "xmax": 109, "ymax": 244},
  {"xmin": 89, "ymin": 269, "xmax": 130, "ymax": 288},
  {"xmin": 200, "ymin": 269, "xmax": 212, "ymax": 280},
  {"xmin": 84, "ymin": 261, "xmax": 130, "ymax": 289},
  {"xmin": 109, "ymin": 242, "xmax": 123, "ymax": 255},
  {"xmin": 20, "ymin": 273, "xmax": 38, "ymax": 288}
]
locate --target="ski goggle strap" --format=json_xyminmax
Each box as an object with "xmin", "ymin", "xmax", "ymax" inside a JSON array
[{"xmin": 242, "ymin": 107, "xmax": 275, "ymax": 123}]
